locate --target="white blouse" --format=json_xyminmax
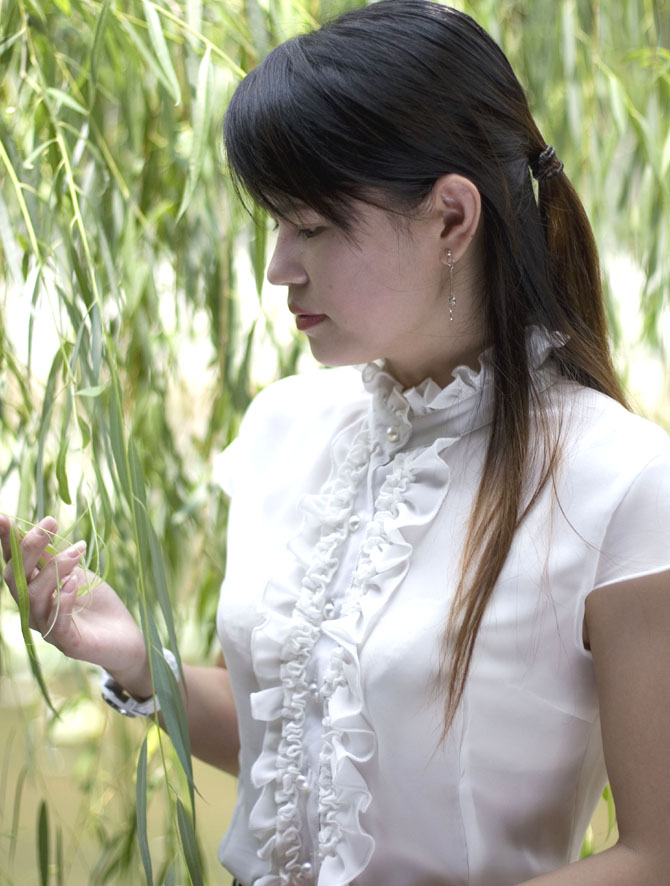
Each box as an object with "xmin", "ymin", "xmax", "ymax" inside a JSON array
[{"xmin": 215, "ymin": 329, "xmax": 670, "ymax": 886}]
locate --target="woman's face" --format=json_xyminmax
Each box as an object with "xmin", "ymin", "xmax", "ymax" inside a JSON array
[{"xmin": 267, "ymin": 199, "xmax": 477, "ymax": 387}]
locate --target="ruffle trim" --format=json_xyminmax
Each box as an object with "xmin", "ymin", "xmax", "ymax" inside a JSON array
[{"xmin": 248, "ymin": 434, "xmax": 456, "ymax": 884}]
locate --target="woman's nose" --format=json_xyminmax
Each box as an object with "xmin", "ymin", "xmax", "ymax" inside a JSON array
[{"xmin": 266, "ymin": 231, "xmax": 309, "ymax": 287}]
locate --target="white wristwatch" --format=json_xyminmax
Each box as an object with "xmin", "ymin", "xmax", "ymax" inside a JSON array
[{"xmin": 100, "ymin": 648, "xmax": 179, "ymax": 718}]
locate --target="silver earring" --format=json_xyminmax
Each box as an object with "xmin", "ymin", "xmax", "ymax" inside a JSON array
[{"xmin": 446, "ymin": 249, "xmax": 456, "ymax": 322}]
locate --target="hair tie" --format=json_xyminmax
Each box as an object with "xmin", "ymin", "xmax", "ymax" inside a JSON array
[{"xmin": 530, "ymin": 144, "xmax": 564, "ymax": 182}]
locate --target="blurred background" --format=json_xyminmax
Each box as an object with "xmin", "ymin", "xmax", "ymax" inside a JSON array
[{"xmin": 1, "ymin": 0, "xmax": 668, "ymax": 882}]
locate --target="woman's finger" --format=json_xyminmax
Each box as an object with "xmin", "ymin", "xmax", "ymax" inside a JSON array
[
  {"xmin": 28, "ymin": 542, "xmax": 87, "ymax": 630},
  {"xmin": 42, "ymin": 571, "xmax": 81, "ymax": 647},
  {"xmin": 2, "ymin": 517, "xmax": 58, "ymax": 594},
  {"xmin": 0, "ymin": 515, "xmax": 12, "ymax": 563}
]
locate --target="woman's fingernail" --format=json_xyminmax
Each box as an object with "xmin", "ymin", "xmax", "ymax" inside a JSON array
[{"xmin": 66, "ymin": 541, "xmax": 87, "ymax": 557}]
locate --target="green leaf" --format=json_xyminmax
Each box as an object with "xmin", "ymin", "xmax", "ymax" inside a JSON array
[
  {"xmin": 177, "ymin": 45, "xmax": 211, "ymax": 220},
  {"xmin": 56, "ymin": 430, "xmax": 71, "ymax": 505},
  {"xmin": 128, "ymin": 438, "xmax": 148, "ymax": 509},
  {"xmin": 89, "ymin": 0, "xmax": 112, "ymax": 101},
  {"xmin": 35, "ymin": 345, "xmax": 63, "ymax": 518},
  {"xmin": 246, "ymin": 0, "xmax": 270, "ymax": 60},
  {"xmin": 136, "ymin": 735, "xmax": 153, "ymax": 886},
  {"xmin": 56, "ymin": 389, "xmax": 74, "ymax": 505},
  {"xmin": 45, "ymin": 88, "xmax": 87, "ymax": 116},
  {"xmin": 109, "ymin": 380, "xmax": 131, "ymax": 504},
  {"xmin": 176, "ymin": 798, "xmax": 203, "ymax": 886},
  {"xmin": 147, "ymin": 625, "xmax": 194, "ymax": 804},
  {"xmin": 37, "ymin": 800, "xmax": 49, "ymax": 886},
  {"xmin": 141, "ymin": 0, "xmax": 181, "ymax": 104},
  {"xmin": 9, "ymin": 526, "xmax": 56, "ymax": 713},
  {"xmin": 9, "ymin": 766, "xmax": 27, "ymax": 868},
  {"xmin": 145, "ymin": 508, "xmax": 181, "ymax": 678},
  {"xmin": 579, "ymin": 824, "xmax": 594, "ymax": 859},
  {"xmin": 91, "ymin": 302, "xmax": 103, "ymax": 381},
  {"xmin": 603, "ymin": 783, "xmax": 617, "ymax": 838},
  {"xmin": 76, "ymin": 384, "xmax": 108, "ymax": 397}
]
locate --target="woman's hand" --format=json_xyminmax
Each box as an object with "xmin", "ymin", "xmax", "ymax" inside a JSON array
[{"xmin": 0, "ymin": 515, "xmax": 149, "ymax": 693}]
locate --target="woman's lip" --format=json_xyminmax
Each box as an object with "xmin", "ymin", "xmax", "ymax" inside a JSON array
[{"xmin": 295, "ymin": 313, "xmax": 327, "ymax": 331}]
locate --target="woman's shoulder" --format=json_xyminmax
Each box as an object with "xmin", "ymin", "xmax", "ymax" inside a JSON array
[
  {"xmin": 214, "ymin": 366, "xmax": 366, "ymax": 498},
  {"xmin": 242, "ymin": 365, "xmax": 367, "ymax": 435},
  {"xmin": 552, "ymin": 380, "xmax": 670, "ymax": 479}
]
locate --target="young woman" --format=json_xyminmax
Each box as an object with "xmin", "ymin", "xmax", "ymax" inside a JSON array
[{"xmin": 2, "ymin": 2, "xmax": 670, "ymax": 884}]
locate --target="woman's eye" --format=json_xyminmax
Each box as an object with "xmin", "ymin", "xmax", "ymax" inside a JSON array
[{"xmin": 298, "ymin": 227, "xmax": 322, "ymax": 239}]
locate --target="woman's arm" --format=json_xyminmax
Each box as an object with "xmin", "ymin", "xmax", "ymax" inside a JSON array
[
  {"xmin": 0, "ymin": 515, "xmax": 240, "ymax": 775},
  {"xmin": 517, "ymin": 568, "xmax": 670, "ymax": 885}
]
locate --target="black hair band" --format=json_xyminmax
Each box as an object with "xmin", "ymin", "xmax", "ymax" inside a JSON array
[{"xmin": 530, "ymin": 144, "xmax": 564, "ymax": 182}]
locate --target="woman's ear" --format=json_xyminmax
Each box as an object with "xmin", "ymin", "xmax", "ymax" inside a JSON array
[{"xmin": 430, "ymin": 174, "xmax": 482, "ymax": 265}]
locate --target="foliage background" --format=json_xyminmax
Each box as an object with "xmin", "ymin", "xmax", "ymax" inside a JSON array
[{"xmin": 0, "ymin": 0, "xmax": 668, "ymax": 882}]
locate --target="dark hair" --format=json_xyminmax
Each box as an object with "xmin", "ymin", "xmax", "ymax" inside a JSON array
[{"xmin": 223, "ymin": 0, "xmax": 628, "ymax": 728}]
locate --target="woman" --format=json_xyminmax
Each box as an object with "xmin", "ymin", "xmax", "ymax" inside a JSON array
[{"xmin": 2, "ymin": 2, "xmax": 670, "ymax": 884}]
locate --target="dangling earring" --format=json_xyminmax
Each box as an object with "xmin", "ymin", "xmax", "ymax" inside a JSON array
[{"xmin": 446, "ymin": 249, "xmax": 456, "ymax": 322}]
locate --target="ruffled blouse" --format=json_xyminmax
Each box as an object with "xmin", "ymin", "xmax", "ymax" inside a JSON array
[{"xmin": 215, "ymin": 329, "xmax": 670, "ymax": 886}]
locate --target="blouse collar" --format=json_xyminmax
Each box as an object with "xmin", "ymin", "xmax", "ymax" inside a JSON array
[{"xmin": 360, "ymin": 326, "xmax": 564, "ymax": 458}]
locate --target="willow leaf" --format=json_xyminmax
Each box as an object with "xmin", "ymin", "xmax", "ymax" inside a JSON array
[
  {"xmin": 176, "ymin": 798, "xmax": 204, "ymax": 886},
  {"xmin": 37, "ymin": 800, "xmax": 49, "ymax": 886},
  {"xmin": 120, "ymin": 18, "xmax": 181, "ymax": 106},
  {"xmin": 35, "ymin": 348, "xmax": 63, "ymax": 520},
  {"xmin": 55, "ymin": 428, "xmax": 72, "ymax": 505},
  {"xmin": 177, "ymin": 45, "xmax": 211, "ymax": 220},
  {"xmin": 56, "ymin": 388, "xmax": 74, "ymax": 505},
  {"xmin": 109, "ymin": 380, "xmax": 131, "ymax": 505},
  {"xmin": 45, "ymin": 87, "xmax": 88, "ymax": 116},
  {"xmin": 141, "ymin": 0, "xmax": 182, "ymax": 104},
  {"xmin": 8, "ymin": 526, "xmax": 56, "ymax": 713},
  {"xmin": 91, "ymin": 301, "xmax": 102, "ymax": 381},
  {"xmin": 89, "ymin": 0, "xmax": 112, "ymax": 101},
  {"xmin": 145, "ymin": 510, "xmax": 181, "ymax": 679},
  {"xmin": 136, "ymin": 735, "xmax": 154, "ymax": 886},
  {"xmin": 9, "ymin": 765, "xmax": 28, "ymax": 868},
  {"xmin": 76, "ymin": 384, "xmax": 108, "ymax": 397},
  {"xmin": 603, "ymin": 783, "xmax": 616, "ymax": 839},
  {"xmin": 147, "ymin": 622, "xmax": 194, "ymax": 804}
]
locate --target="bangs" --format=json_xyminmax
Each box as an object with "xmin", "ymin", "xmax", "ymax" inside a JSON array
[
  {"xmin": 223, "ymin": 38, "xmax": 363, "ymax": 229},
  {"xmin": 222, "ymin": 17, "xmax": 444, "ymax": 229}
]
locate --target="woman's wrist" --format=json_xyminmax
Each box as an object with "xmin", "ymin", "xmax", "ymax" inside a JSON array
[
  {"xmin": 101, "ymin": 648, "xmax": 179, "ymax": 717},
  {"xmin": 104, "ymin": 647, "xmax": 153, "ymax": 700}
]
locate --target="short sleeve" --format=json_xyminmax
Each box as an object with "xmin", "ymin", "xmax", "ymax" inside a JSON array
[
  {"xmin": 593, "ymin": 445, "xmax": 670, "ymax": 589},
  {"xmin": 212, "ymin": 437, "xmax": 241, "ymax": 499},
  {"xmin": 211, "ymin": 384, "xmax": 278, "ymax": 500}
]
